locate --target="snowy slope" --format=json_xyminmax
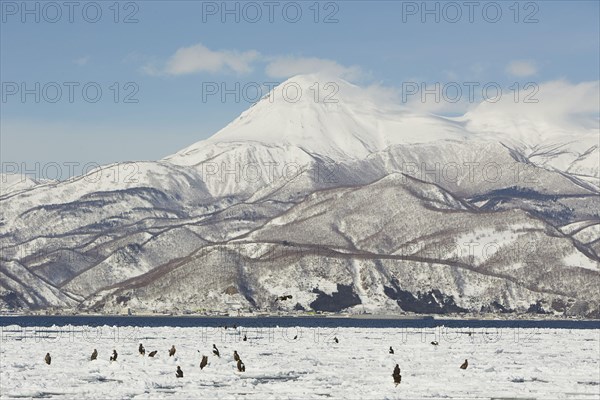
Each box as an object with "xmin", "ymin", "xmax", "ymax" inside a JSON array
[
  {"xmin": 461, "ymin": 80, "xmax": 599, "ymax": 184},
  {"xmin": 89, "ymin": 174, "xmax": 600, "ymax": 317},
  {"xmin": 0, "ymin": 174, "xmax": 50, "ymax": 196}
]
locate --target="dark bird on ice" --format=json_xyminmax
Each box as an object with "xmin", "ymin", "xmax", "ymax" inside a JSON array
[
  {"xmin": 293, "ymin": 335, "xmax": 298, "ymax": 340},
  {"xmin": 237, "ymin": 359, "xmax": 246, "ymax": 372},
  {"xmin": 242, "ymin": 335, "xmax": 247, "ymax": 342},
  {"xmin": 169, "ymin": 345, "xmax": 176, "ymax": 357},
  {"xmin": 333, "ymin": 337, "xmax": 339, "ymax": 343},
  {"xmin": 460, "ymin": 359, "xmax": 468, "ymax": 370},
  {"xmin": 277, "ymin": 295, "xmax": 293, "ymax": 301},
  {"xmin": 389, "ymin": 346, "xmax": 394, "ymax": 354},
  {"xmin": 200, "ymin": 355, "xmax": 208, "ymax": 370},
  {"xmin": 233, "ymin": 350, "xmax": 240, "ymax": 362},
  {"xmin": 110, "ymin": 350, "xmax": 118, "ymax": 361},
  {"xmin": 176, "ymin": 366, "xmax": 183, "ymax": 378},
  {"xmin": 139, "ymin": 343, "xmax": 145, "ymax": 355},
  {"xmin": 431, "ymin": 341, "xmax": 439, "ymax": 346},
  {"xmin": 148, "ymin": 350, "xmax": 158, "ymax": 357},
  {"xmin": 90, "ymin": 349, "xmax": 98, "ymax": 361},
  {"xmin": 212, "ymin": 344, "xmax": 220, "ymax": 357},
  {"xmin": 392, "ymin": 364, "xmax": 401, "ymax": 386},
  {"xmin": 45, "ymin": 353, "xmax": 51, "ymax": 365}
]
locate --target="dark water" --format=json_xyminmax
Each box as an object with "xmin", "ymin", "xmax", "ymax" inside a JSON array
[{"xmin": 1, "ymin": 315, "xmax": 598, "ymax": 329}]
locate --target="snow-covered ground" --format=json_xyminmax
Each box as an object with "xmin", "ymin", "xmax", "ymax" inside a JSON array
[{"xmin": 1, "ymin": 324, "xmax": 598, "ymax": 399}]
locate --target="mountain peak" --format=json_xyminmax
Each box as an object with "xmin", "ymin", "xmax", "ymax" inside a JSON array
[
  {"xmin": 252, "ymin": 73, "xmax": 363, "ymax": 108},
  {"xmin": 165, "ymin": 76, "xmax": 468, "ymax": 164}
]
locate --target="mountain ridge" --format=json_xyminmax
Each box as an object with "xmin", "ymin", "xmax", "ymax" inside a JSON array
[{"xmin": 1, "ymin": 74, "xmax": 599, "ymax": 317}]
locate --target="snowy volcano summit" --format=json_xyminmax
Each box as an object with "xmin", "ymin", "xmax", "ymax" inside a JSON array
[
  {"xmin": 1, "ymin": 75, "xmax": 599, "ymax": 317},
  {"xmin": 166, "ymin": 75, "xmax": 470, "ymax": 162},
  {"xmin": 165, "ymin": 75, "xmax": 598, "ymax": 197}
]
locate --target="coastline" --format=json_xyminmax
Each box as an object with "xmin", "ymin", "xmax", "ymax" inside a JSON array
[{"xmin": 1, "ymin": 312, "xmax": 597, "ymax": 322}]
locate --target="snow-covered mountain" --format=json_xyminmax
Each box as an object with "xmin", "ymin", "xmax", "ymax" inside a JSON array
[
  {"xmin": 1, "ymin": 75, "xmax": 599, "ymax": 317},
  {"xmin": 165, "ymin": 75, "xmax": 599, "ymax": 196}
]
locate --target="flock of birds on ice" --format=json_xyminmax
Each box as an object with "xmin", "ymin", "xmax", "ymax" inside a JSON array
[{"xmin": 40, "ymin": 325, "xmax": 470, "ymax": 386}]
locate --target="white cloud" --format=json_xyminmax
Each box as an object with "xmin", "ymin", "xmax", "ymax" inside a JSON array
[
  {"xmin": 143, "ymin": 43, "xmax": 366, "ymax": 81},
  {"xmin": 146, "ymin": 43, "xmax": 260, "ymax": 76},
  {"xmin": 506, "ymin": 60, "xmax": 537, "ymax": 77},
  {"xmin": 265, "ymin": 57, "xmax": 364, "ymax": 81},
  {"xmin": 402, "ymin": 93, "xmax": 476, "ymax": 115},
  {"xmin": 74, "ymin": 56, "xmax": 90, "ymax": 66},
  {"xmin": 465, "ymin": 80, "xmax": 600, "ymax": 134},
  {"xmin": 472, "ymin": 80, "xmax": 599, "ymax": 116},
  {"xmin": 396, "ymin": 79, "xmax": 600, "ymax": 120}
]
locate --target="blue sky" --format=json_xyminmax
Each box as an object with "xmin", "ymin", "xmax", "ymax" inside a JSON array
[{"xmin": 1, "ymin": 0, "xmax": 599, "ymax": 174}]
